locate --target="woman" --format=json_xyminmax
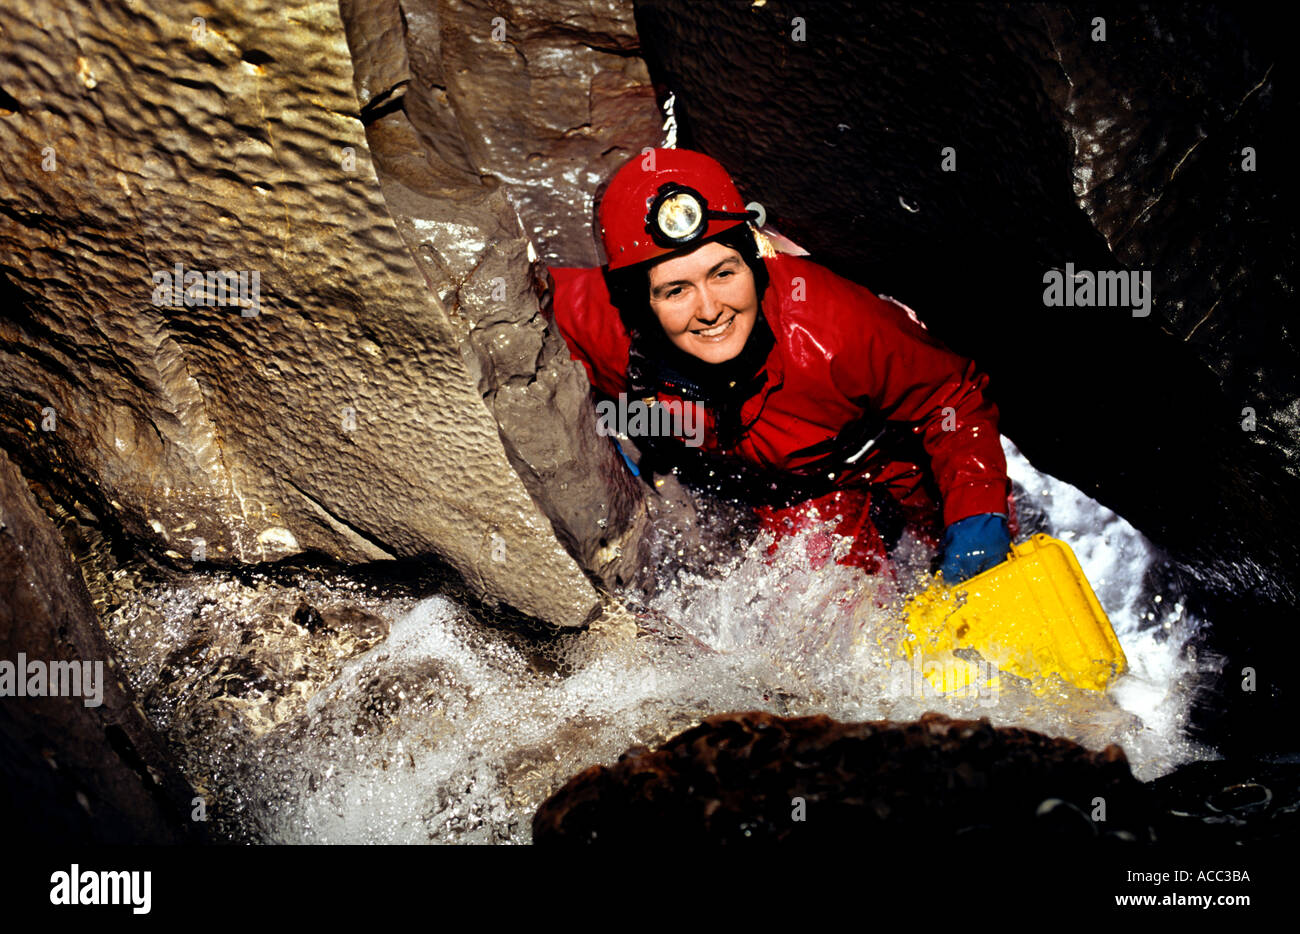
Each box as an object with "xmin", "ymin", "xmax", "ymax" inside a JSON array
[{"xmin": 546, "ymin": 147, "xmax": 1013, "ymax": 584}]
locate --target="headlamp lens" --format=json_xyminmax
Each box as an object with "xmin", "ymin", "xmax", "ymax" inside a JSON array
[{"xmin": 656, "ymin": 191, "xmax": 704, "ymax": 242}]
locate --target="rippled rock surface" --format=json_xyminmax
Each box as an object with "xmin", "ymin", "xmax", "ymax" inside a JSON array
[{"xmin": 0, "ymin": 0, "xmax": 661, "ymax": 627}]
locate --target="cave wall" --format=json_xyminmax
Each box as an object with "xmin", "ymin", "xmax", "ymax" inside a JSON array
[
  {"xmin": 0, "ymin": 448, "xmax": 199, "ymax": 842},
  {"xmin": 0, "ymin": 0, "xmax": 646, "ymax": 627}
]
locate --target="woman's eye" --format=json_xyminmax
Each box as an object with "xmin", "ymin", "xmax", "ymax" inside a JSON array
[{"xmin": 717, "ymin": 270, "xmax": 733, "ymax": 279}]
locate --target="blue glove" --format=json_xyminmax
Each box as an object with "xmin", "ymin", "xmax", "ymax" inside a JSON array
[
  {"xmin": 612, "ymin": 437, "xmax": 640, "ymax": 477},
  {"xmin": 938, "ymin": 513, "xmax": 1011, "ymax": 584}
]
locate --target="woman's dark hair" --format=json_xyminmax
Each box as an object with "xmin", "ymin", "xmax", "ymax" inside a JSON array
[{"xmin": 602, "ymin": 222, "xmax": 770, "ymax": 398}]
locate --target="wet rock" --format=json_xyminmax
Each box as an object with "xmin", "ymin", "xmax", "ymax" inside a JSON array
[
  {"xmin": 156, "ymin": 634, "xmax": 212, "ymax": 689},
  {"xmin": 1147, "ymin": 758, "xmax": 1300, "ymax": 846},
  {"xmin": 339, "ymin": 0, "xmax": 667, "ymax": 590},
  {"xmin": 0, "ymin": 449, "xmax": 200, "ymax": 842},
  {"xmin": 103, "ymin": 566, "xmax": 404, "ymax": 753},
  {"xmin": 292, "ymin": 601, "xmax": 326, "ymax": 634},
  {"xmin": 533, "ymin": 711, "xmax": 1156, "ymax": 843},
  {"xmin": 353, "ymin": 658, "xmax": 461, "ymax": 737},
  {"xmin": 212, "ymin": 657, "xmax": 276, "ymax": 701},
  {"xmin": 319, "ymin": 604, "xmax": 390, "ymax": 642},
  {"xmin": 0, "ymin": 0, "xmax": 620, "ymax": 628},
  {"xmin": 1034, "ymin": 797, "xmax": 1100, "ymax": 838}
]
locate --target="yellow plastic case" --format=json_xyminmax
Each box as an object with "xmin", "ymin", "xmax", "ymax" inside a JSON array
[{"xmin": 900, "ymin": 533, "xmax": 1128, "ymax": 694}]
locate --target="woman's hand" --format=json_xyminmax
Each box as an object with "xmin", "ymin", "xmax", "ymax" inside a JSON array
[{"xmin": 938, "ymin": 513, "xmax": 1011, "ymax": 584}]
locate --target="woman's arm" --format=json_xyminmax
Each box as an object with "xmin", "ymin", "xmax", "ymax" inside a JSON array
[{"xmin": 825, "ymin": 280, "xmax": 1010, "ymax": 527}]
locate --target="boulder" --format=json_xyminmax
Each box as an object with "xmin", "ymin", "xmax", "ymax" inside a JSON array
[{"xmin": 533, "ymin": 710, "xmax": 1157, "ymax": 843}]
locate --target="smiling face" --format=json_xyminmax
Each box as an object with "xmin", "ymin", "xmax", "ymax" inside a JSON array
[{"xmin": 646, "ymin": 240, "xmax": 759, "ymax": 364}]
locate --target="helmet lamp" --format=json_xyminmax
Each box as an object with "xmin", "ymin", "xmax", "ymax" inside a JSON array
[{"xmin": 645, "ymin": 183, "xmax": 754, "ymax": 249}]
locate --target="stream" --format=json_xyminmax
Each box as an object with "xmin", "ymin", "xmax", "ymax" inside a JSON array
[{"xmin": 97, "ymin": 437, "xmax": 1213, "ymax": 843}]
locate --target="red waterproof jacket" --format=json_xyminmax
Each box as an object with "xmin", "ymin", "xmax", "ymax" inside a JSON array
[{"xmin": 549, "ymin": 252, "xmax": 1010, "ymax": 544}]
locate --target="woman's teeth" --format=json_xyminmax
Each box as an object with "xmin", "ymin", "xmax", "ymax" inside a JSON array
[{"xmin": 694, "ymin": 316, "xmax": 735, "ymax": 339}]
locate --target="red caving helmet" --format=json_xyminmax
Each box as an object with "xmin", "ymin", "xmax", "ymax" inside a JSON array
[{"xmin": 598, "ymin": 148, "xmax": 757, "ymax": 270}]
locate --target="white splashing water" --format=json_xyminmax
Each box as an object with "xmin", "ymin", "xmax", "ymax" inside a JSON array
[{"xmin": 105, "ymin": 437, "xmax": 1213, "ymax": 844}]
